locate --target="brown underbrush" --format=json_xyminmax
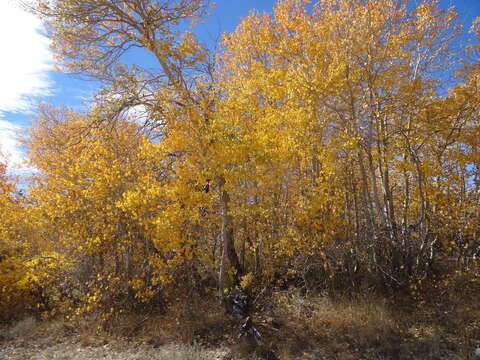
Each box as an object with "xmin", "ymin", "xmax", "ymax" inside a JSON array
[{"xmin": 2, "ymin": 275, "xmax": 480, "ymax": 360}]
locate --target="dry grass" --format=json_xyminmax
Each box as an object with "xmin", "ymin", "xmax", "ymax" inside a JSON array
[
  {"xmin": 281, "ymin": 293, "xmax": 396, "ymax": 337},
  {"xmin": 262, "ymin": 291, "xmax": 400, "ymax": 359},
  {"xmin": 150, "ymin": 344, "xmax": 210, "ymax": 360},
  {"xmin": 0, "ymin": 317, "xmax": 226, "ymax": 360},
  {"xmin": 2, "ymin": 288, "xmax": 480, "ymax": 359},
  {"xmin": 253, "ymin": 290, "xmax": 480, "ymax": 359},
  {"xmin": 0, "ymin": 294, "xmax": 235, "ymax": 359},
  {"xmin": 0, "ymin": 341, "xmax": 216, "ymax": 360},
  {"xmin": 0, "ymin": 316, "xmax": 38, "ymax": 340},
  {"xmin": 107, "ymin": 296, "xmax": 231, "ymax": 348}
]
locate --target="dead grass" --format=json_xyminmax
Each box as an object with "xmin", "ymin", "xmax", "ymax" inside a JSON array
[
  {"xmin": 0, "ymin": 316, "xmax": 37, "ymax": 340},
  {"xmin": 254, "ymin": 290, "xmax": 480, "ymax": 359},
  {"xmin": 2, "ymin": 288, "xmax": 480, "ymax": 359},
  {"xmin": 0, "ymin": 341, "xmax": 217, "ymax": 360},
  {"xmin": 281, "ymin": 293, "xmax": 396, "ymax": 337},
  {"xmin": 0, "ymin": 317, "xmax": 227, "ymax": 360},
  {"xmin": 107, "ymin": 296, "xmax": 231, "ymax": 348},
  {"xmin": 261, "ymin": 291, "xmax": 401, "ymax": 359},
  {"xmin": 149, "ymin": 344, "xmax": 209, "ymax": 360}
]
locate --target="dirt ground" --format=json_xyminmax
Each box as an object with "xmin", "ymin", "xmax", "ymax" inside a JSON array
[{"xmin": 0, "ymin": 331, "xmax": 230, "ymax": 360}]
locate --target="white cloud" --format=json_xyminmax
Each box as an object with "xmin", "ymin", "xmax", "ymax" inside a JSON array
[
  {"xmin": 0, "ymin": 120, "xmax": 28, "ymax": 171},
  {"xmin": 0, "ymin": 1, "xmax": 52, "ymax": 174},
  {"xmin": 125, "ymin": 104, "xmax": 148, "ymax": 123},
  {"xmin": 0, "ymin": 0, "xmax": 53, "ymax": 115}
]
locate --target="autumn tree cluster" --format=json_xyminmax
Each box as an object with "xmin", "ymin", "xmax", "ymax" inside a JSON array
[{"xmin": 1, "ymin": 0, "xmax": 479, "ymax": 320}]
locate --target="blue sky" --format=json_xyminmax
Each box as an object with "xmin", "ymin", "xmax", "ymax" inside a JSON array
[{"xmin": 0, "ymin": 0, "xmax": 479, "ymax": 171}]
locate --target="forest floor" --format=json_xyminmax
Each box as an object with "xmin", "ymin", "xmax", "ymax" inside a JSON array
[{"xmin": 1, "ymin": 289, "xmax": 480, "ymax": 360}]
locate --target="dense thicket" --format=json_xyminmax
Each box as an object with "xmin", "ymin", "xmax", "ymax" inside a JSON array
[{"xmin": 1, "ymin": 0, "xmax": 479, "ymax": 320}]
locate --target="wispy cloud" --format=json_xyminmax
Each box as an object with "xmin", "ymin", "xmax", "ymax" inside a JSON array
[
  {"xmin": 0, "ymin": 120, "xmax": 28, "ymax": 171},
  {"xmin": 0, "ymin": 0, "xmax": 53, "ymax": 115},
  {"xmin": 0, "ymin": 1, "xmax": 52, "ymax": 173}
]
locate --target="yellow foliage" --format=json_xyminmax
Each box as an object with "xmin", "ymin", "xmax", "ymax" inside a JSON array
[{"xmin": 2, "ymin": 0, "xmax": 477, "ymax": 322}]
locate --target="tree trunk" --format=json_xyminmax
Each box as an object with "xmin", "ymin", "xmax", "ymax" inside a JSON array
[{"xmin": 218, "ymin": 178, "xmax": 241, "ymax": 301}]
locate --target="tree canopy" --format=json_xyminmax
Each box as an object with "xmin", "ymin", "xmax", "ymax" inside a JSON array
[{"xmin": 1, "ymin": 0, "xmax": 479, "ymax": 320}]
